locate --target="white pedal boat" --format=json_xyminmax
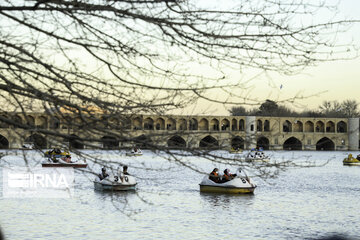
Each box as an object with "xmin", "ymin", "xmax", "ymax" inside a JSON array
[
  {"xmin": 94, "ymin": 175, "xmax": 137, "ymax": 191},
  {"xmin": 125, "ymin": 152, "xmax": 143, "ymax": 157},
  {"xmin": 41, "ymin": 159, "xmax": 88, "ymax": 168},
  {"xmin": 199, "ymin": 170, "xmax": 256, "ymax": 194},
  {"xmin": 244, "ymin": 152, "xmax": 270, "ymax": 162}
]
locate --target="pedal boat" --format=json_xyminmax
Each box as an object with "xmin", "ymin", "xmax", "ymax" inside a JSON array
[
  {"xmin": 199, "ymin": 176, "xmax": 256, "ymax": 194},
  {"xmin": 229, "ymin": 149, "xmax": 243, "ymax": 154},
  {"xmin": 94, "ymin": 175, "xmax": 137, "ymax": 191},
  {"xmin": 343, "ymin": 154, "xmax": 360, "ymax": 166},
  {"xmin": 125, "ymin": 151, "xmax": 143, "ymax": 156},
  {"xmin": 44, "ymin": 149, "xmax": 71, "ymax": 159},
  {"xmin": 244, "ymin": 151, "xmax": 270, "ymax": 162},
  {"xmin": 41, "ymin": 159, "xmax": 88, "ymax": 168}
]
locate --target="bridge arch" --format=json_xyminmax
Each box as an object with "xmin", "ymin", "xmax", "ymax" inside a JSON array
[
  {"xmin": 49, "ymin": 116, "xmax": 60, "ymax": 129},
  {"xmin": 293, "ymin": 121, "xmax": 303, "ymax": 132},
  {"xmin": 0, "ymin": 115, "xmax": 9, "ymax": 128},
  {"xmin": 101, "ymin": 136, "xmax": 119, "ymax": 149},
  {"xmin": 210, "ymin": 118, "xmax": 219, "ymax": 131},
  {"xmin": 264, "ymin": 120, "xmax": 270, "ymax": 132},
  {"xmin": 189, "ymin": 118, "xmax": 198, "ymax": 130},
  {"xmin": 167, "ymin": 135, "xmax": 186, "ymax": 148},
  {"xmin": 316, "ymin": 121, "xmax": 325, "ymax": 132},
  {"xmin": 305, "ymin": 121, "xmax": 314, "ymax": 132},
  {"xmin": 326, "ymin": 121, "xmax": 335, "ymax": 132},
  {"xmin": 0, "ymin": 134, "xmax": 9, "ymax": 149},
  {"xmin": 283, "ymin": 137, "xmax": 302, "ymax": 150},
  {"xmin": 133, "ymin": 117, "xmax": 142, "ymax": 130},
  {"xmin": 25, "ymin": 134, "xmax": 47, "ymax": 149},
  {"xmin": 167, "ymin": 118, "xmax": 176, "ymax": 130},
  {"xmin": 316, "ymin": 137, "xmax": 335, "ymax": 150},
  {"xmin": 239, "ymin": 119, "xmax": 245, "ymax": 131},
  {"xmin": 257, "ymin": 136, "xmax": 270, "ymax": 150},
  {"xmin": 199, "ymin": 118, "xmax": 209, "ymax": 131},
  {"xmin": 231, "ymin": 119, "xmax": 238, "ymax": 131},
  {"xmin": 257, "ymin": 120, "xmax": 263, "ymax": 132},
  {"xmin": 134, "ymin": 134, "xmax": 152, "ymax": 148},
  {"xmin": 69, "ymin": 134, "xmax": 84, "ymax": 149},
  {"xmin": 26, "ymin": 115, "xmax": 35, "ymax": 128},
  {"xmin": 221, "ymin": 118, "xmax": 230, "ymax": 131},
  {"xmin": 155, "ymin": 118, "xmax": 165, "ymax": 130},
  {"xmin": 283, "ymin": 120, "xmax": 292, "ymax": 132},
  {"xmin": 337, "ymin": 121, "xmax": 347, "ymax": 133},
  {"xmin": 36, "ymin": 116, "xmax": 48, "ymax": 129},
  {"xmin": 231, "ymin": 136, "xmax": 244, "ymax": 150},
  {"xmin": 179, "ymin": 118, "xmax": 187, "ymax": 130},
  {"xmin": 12, "ymin": 115, "xmax": 23, "ymax": 128},
  {"xmin": 144, "ymin": 117, "xmax": 154, "ymax": 130},
  {"xmin": 199, "ymin": 135, "xmax": 219, "ymax": 149}
]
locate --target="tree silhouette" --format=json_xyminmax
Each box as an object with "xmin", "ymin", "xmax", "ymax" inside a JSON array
[{"xmin": 0, "ymin": 0, "xmax": 358, "ymax": 179}]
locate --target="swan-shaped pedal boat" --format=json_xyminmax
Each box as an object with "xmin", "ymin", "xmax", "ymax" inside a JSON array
[
  {"xmin": 199, "ymin": 169, "xmax": 256, "ymax": 194},
  {"xmin": 94, "ymin": 175, "xmax": 137, "ymax": 191},
  {"xmin": 244, "ymin": 150, "xmax": 270, "ymax": 162},
  {"xmin": 125, "ymin": 148, "xmax": 143, "ymax": 156}
]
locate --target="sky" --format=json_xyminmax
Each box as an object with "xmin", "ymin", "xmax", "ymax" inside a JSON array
[{"xmin": 185, "ymin": 0, "xmax": 360, "ymax": 116}]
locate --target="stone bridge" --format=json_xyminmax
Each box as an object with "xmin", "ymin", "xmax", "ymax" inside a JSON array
[{"xmin": 0, "ymin": 112, "xmax": 358, "ymax": 151}]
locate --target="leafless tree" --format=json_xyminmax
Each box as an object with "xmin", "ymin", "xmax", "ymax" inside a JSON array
[{"xmin": 0, "ymin": 0, "xmax": 359, "ymax": 183}]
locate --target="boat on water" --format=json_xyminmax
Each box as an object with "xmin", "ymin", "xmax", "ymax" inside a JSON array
[
  {"xmin": 199, "ymin": 169, "xmax": 256, "ymax": 194},
  {"xmin": 229, "ymin": 148, "xmax": 243, "ymax": 154},
  {"xmin": 126, "ymin": 148, "xmax": 143, "ymax": 156},
  {"xmin": 94, "ymin": 175, "xmax": 137, "ymax": 191},
  {"xmin": 244, "ymin": 149, "xmax": 270, "ymax": 162},
  {"xmin": 44, "ymin": 148, "xmax": 71, "ymax": 159},
  {"xmin": 343, "ymin": 154, "xmax": 360, "ymax": 166},
  {"xmin": 42, "ymin": 148, "xmax": 87, "ymax": 168},
  {"xmin": 41, "ymin": 159, "xmax": 88, "ymax": 168}
]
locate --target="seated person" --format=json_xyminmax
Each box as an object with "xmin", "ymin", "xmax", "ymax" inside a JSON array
[
  {"xmin": 98, "ymin": 167, "xmax": 109, "ymax": 180},
  {"xmin": 357, "ymin": 154, "xmax": 360, "ymax": 161},
  {"xmin": 209, "ymin": 168, "xmax": 220, "ymax": 183},
  {"xmin": 221, "ymin": 169, "xmax": 237, "ymax": 183},
  {"xmin": 122, "ymin": 165, "xmax": 130, "ymax": 175},
  {"xmin": 62, "ymin": 155, "xmax": 72, "ymax": 163},
  {"xmin": 54, "ymin": 148, "xmax": 61, "ymax": 154}
]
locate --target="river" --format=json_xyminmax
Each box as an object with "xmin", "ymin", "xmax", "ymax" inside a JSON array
[{"xmin": 0, "ymin": 150, "xmax": 359, "ymax": 239}]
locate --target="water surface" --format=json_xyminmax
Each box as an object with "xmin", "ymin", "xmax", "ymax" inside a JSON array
[{"xmin": 0, "ymin": 150, "xmax": 359, "ymax": 239}]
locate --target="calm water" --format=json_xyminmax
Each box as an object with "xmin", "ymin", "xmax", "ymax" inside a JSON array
[{"xmin": 1, "ymin": 150, "xmax": 360, "ymax": 240}]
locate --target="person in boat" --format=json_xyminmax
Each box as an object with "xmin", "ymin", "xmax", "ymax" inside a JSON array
[
  {"xmin": 50, "ymin": 156, "xmax": 59, "ymax": 163},
  {"xmin": 122, "ymin": 165, "xmax": 130, "ymax": 175},
  {"xmin": 63, "ymin": 155, "xmax": 72, "ymax": 163},
  {"xmin": 221, "ymin": 169, "xmax": 237, "ymax": 183},
  {"xmin": 98, "ymin": 167, "xmax": 109, "ymax": 181},
  {"xmin": 209, "ymin": 168, "xmax": 220, "ymax": 183},
  {"xmin": 356, "ymin": 154, "xmax": 360, "ymax": 161}
]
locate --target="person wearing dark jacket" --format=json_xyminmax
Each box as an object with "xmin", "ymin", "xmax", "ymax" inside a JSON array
[
  {"xmin": 209, "ymin": 168, "xmax": 220, "ymax": 183},
  {"xmin": 122, "ymin": 165, "xmax": 130, "ymax": 175},
  {"xmin": 98, "ymin": 167, "xmax": 109, "ymax": 180},
  {"xmin": 222, "ymin": 169, "xmax": 237, "ymax": 183}
]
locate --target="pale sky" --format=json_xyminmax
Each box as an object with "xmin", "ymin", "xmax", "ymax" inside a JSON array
[{"xmin": 183, "ymin": 0, "xmax": 360, "ymax": 116}]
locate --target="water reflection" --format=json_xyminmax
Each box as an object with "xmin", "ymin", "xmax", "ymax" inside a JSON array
[
  {"xmin": 2, "ymin": 150, "xmax": 360, "ymax": 239},
  {"xmin": 199, "ymin": 192, "xmax": 255, "ymax": 209}
]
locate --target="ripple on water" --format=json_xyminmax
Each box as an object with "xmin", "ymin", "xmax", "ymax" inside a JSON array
[{"xmin": 1, "ymin": 150, "xmax": 360, "ymax": 239}]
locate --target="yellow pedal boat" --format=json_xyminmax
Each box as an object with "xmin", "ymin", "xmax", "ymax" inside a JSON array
[{"xmin": 343, "ymin": 154, "xmax": 360, "ymax": 166}]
